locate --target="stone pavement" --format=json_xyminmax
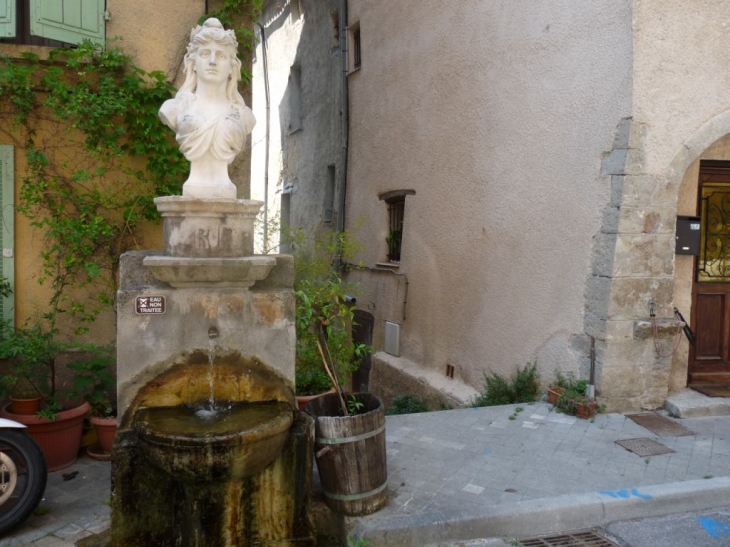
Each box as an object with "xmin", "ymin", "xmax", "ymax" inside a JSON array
[
  {"xmin": 347, "ymin": 400, "xmax": 730, "ymax": 546},
  {"xmin": 3, "ymin": 394, "xmax": 730, "ymax": 546},
  {"xmin": 0, "ymin": 456, "xmax": 110, "ymax": 547}
]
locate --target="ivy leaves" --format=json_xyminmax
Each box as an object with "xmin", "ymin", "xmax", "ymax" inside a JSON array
[
  {"xmin": 1, "ymin": 1, "xmax": 262, "ymax": 336},
  {"xmin": 2, "ymin": 41, "xmax": 187, "ymax": 334}
]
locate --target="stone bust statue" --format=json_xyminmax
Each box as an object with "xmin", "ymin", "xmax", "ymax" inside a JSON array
[{"xmin": 159, "ymin": 18, "xmax": 256, "ymax": 199}]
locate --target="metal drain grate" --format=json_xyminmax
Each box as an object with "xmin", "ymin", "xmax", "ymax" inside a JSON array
[
  {"xmin": 615, "ymin": 437, "xmax": 675, "ymax": 457},
  {"xmin": 519, "ymin": 530, "xmax": 620, "ymax": 546},
  {"xmin": 625, "ymin": 412, "xmax": 694, "ymax": 437}
]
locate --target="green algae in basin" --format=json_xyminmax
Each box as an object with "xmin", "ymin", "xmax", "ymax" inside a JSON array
[{"xmin": 134, "ymin": 401, "xmax": 294, "ymax": 481}]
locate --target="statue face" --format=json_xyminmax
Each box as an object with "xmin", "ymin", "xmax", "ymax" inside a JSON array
[{"xmin": 195, "ymin": 42, "xmax": 233, "ymax": 85}]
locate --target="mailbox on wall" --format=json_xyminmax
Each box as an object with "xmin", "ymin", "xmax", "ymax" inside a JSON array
[{"xmin": 676, "ymin": 215, "xmax": 701, "ymax": 255}]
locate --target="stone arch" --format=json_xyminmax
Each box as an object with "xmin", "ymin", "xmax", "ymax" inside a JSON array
[{"xmin": 666, "ymin": 109, "xmax": 730, "ymax": 189}]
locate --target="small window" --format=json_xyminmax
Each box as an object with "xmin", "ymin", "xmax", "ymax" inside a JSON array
[
  {"xmin": 323, "ymin": 165, "xmax": 335, "ymax": 224},
  {"xmin": 330, "ymin": 9, "xmax": 339, "ymax": 49},
  {"xmin": 349, "ymin": 21, "xmax": 361, "ymax": 72},
  {"xmin": 386, "ymin": 198, "xmax": 404, "ymax": 262},
  {"xmin": 379, "ymin": 190, "xmax": 414, "ymax": 263}
]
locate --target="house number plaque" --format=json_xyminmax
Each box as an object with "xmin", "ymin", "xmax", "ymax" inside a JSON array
[{"xmin": 135, "ymin": 295, "xmax": 166, "ymax": 315}]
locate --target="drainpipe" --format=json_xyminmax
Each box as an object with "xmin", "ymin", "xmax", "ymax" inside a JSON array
[
  {"xmin": 256, "ymin": 22, "xmax": 271, "ymax": 251},
  {"xmin": 337, "ymin": 0, "xmax": 349, "ymax": 236}
]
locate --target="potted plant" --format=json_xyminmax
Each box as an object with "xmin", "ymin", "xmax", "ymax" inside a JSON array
[
  {"xmin": 385, "ymin": 230, "xmax": 401, "ymax": 262},
  {"xmin": 549, "ymin": 372, "xmax": 597, "ymax": 419},
  {"xmin": 290, "ymin": 228, "xmax": 371, "ymax": 408},
  {"xmin": 294, "ymin": 275, "xmax": 371, "ymax": 409},
  {"xmin": 0, "ymin": 320, "xmax": 91, "ymax": 470},
  {"xmin": 68, "ymin": 345, "xmax": 117, "ymax": 457}
]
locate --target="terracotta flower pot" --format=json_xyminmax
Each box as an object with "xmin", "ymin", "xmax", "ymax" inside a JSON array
[
  {"xmin": 575, "ymin": 400, "xmax": 598, "ymax": 420},
  {"xmin": 547, "ymin": 387, "xmax": 564, "ymax": 406},
  {"xmin": 1, "ymin": 402, "xmax": 90, "ymax": 471},
  {"xmin": 9, "ymin": 396, "xmax": 42, "ymax": 415},
  {"xmin": 90, "ymin": 416, "xmax": 118, "ymax": 454}
]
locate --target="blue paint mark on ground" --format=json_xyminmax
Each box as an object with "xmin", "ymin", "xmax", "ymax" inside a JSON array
[
  {"xmin": 699, "ymin": 517, "xmax": 730, "ymax": 538},
  {"xmin": 598, "ymin": 488, "xmax": 652, "ymax": 500},
  {"xmin": 481, "ymin": 449, "xmax": 491, "ymax": 455}
]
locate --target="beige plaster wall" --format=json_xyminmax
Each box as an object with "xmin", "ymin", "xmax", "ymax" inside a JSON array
[
  {"xmin": 251, "ymin": 1, "xmax": 304, "ymax": 242},
  {"xmin": 106, "ymin": 0, "xmax": 205, "ymax": 80},
  {"xmin": 633, "ymin": 0, "xmax": 730, "ymax": 175},
  {"xmin": 345, "ymin": 0, "xmax": 633, "ymax": 392},
  {"xmin": 250, "ymin": 0, "xmax": 343, "ymax": 250}
]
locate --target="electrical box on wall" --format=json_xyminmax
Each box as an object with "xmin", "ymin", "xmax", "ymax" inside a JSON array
[
  {"xmin": 384, "ymin": 321, "xmax": 401, "ymax": 357},
  {"xmin": 676, "ymin": 216, "xmax": 701, "ymax": 255}
]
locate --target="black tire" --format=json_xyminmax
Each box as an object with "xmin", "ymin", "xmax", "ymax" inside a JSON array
[{"xmin": 0, "ymin": 429, "xmax": 47, "ymax": 536}]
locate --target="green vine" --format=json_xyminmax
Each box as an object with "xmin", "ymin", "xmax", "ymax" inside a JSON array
[
  {"xmin": 0, "ymin": 1, "xmax": 262, "ymax": 337},
  {"xmin": 0, "ymin": 42, "xmax": 187, "ymax": 334}
]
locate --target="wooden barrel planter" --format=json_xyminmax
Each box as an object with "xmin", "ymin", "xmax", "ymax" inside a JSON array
[{"xmin": 306, "ymin": 392, "xmax": 388, "ymax": 516}]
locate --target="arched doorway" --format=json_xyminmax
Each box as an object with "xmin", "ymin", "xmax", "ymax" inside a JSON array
[
  {"xmin": 673, "ymin": 133, "xmax": 730, "ymax": 393},
  {"xmin": 688, "ymin": 160, "xmax": 730, "ymax": 386}
]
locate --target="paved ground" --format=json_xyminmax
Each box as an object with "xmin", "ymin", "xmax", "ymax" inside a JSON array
[
  {"xmin": 346, "ymin": 395, "xmax": 730, "ymax": 545},
  {"xmin": 2, "ymin": 389, "xmax": 730, "ymax": 546},
  {"xmin": 0, "ymin": 455, "xmax": 110, "ymax": 547}
]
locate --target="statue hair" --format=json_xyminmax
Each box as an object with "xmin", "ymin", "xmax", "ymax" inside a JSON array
[{"xmin": 179, "ymin": 18, "xmax": 245, "ymax": 106}]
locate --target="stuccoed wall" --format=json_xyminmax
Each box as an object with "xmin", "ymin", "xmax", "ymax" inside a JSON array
[
  {"xmin": 591, "ymin": 0, "xmax": 730, "ymax": 410},
  {"xmin": 250, "ymin": 0, "xmax": 343, "ymax": 250},
  {"xmin": 345, "ymin": 0, "xmax": 633, "ymax": 397},
  {"xmin": 106, "ymin": 0, "xmax": 204, "ymax": 79}
]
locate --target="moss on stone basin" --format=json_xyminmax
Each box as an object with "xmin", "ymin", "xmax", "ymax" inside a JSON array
[{"xmin": 134, "ymin": 400, "xmax": 293, "ymax": 482}]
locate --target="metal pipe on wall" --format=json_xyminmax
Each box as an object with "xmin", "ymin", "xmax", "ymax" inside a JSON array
[
  {"xmin": 337, "ymin": 0, "xmax": 349, "ymax": 235},
  {"xmin": 256, "ymin": 22, "xmax": 271, "ymax": 251}
]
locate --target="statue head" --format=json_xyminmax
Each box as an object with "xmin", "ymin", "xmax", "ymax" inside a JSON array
[{"xmin": 180, "ymin": 18, "xmax": 245, "ymax": 105}]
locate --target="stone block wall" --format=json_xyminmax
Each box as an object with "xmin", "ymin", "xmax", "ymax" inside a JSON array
[{"xmin": 586, "ymin": 117, "xmax": 679, "ymax": 411}]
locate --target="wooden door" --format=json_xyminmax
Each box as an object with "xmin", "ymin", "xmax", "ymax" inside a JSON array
[{"xmin": 689, "ymin": 162, "xmax": 730, "ymax": 384}]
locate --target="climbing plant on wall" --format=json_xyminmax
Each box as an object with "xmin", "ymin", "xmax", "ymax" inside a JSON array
[
  {"xmin": 0, "ymin": 0, "xmax": 262, "ymax": 336},
  {"xmin": 0, "ymin": 42, "xmax": 187, "ymax": 334}
]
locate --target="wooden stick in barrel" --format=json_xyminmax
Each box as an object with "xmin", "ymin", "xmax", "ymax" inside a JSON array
[{"xmin": 317, "ymin": 328, "xmax": 349, "ymax": 416}]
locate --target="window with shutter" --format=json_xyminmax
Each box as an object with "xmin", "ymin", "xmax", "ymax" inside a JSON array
[
  {"xmin": 0, "ymin": 145, "xmax": 15, "ymax": 326},
  {"xmin": 0, "ymin": 0, "xmax": 105, "ymax": 46},
  {"xmin": 0, "ymin": 0, "xmax": 14, "ymax": 37},
  {"xmin": 31, "ymin": 0, "xmax": 105, "ymax": 45}
]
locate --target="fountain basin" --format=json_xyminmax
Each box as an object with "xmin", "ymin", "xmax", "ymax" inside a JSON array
[
  {"xmin": 134, "ymin": 401, "xmax": 293, "ymax": 481},
  {"xmin": 143, "ymin": 255, "xmax": 276, "ymax": 288}
]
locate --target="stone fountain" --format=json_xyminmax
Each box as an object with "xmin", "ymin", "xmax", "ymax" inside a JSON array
[{"xmin": 110, "ymin": 18, "xmax": 315, "ymax": 547}]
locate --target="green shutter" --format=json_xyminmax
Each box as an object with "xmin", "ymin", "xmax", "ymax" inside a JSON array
[
  {"xmin": 0, "ymin": 145, "xmax": 14, "ymax": 326},
  {"xmin": 31, "ymin": 0, "xmax": 105, "ymax": 45},
  {"xmin": 0, "ymin": 0, "xmax": 15, "ymax": 38}
]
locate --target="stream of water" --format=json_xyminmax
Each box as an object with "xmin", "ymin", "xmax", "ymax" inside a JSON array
[{"xmin": 195, "ymin": 338, "xmax": 223, "ymax": 420}]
